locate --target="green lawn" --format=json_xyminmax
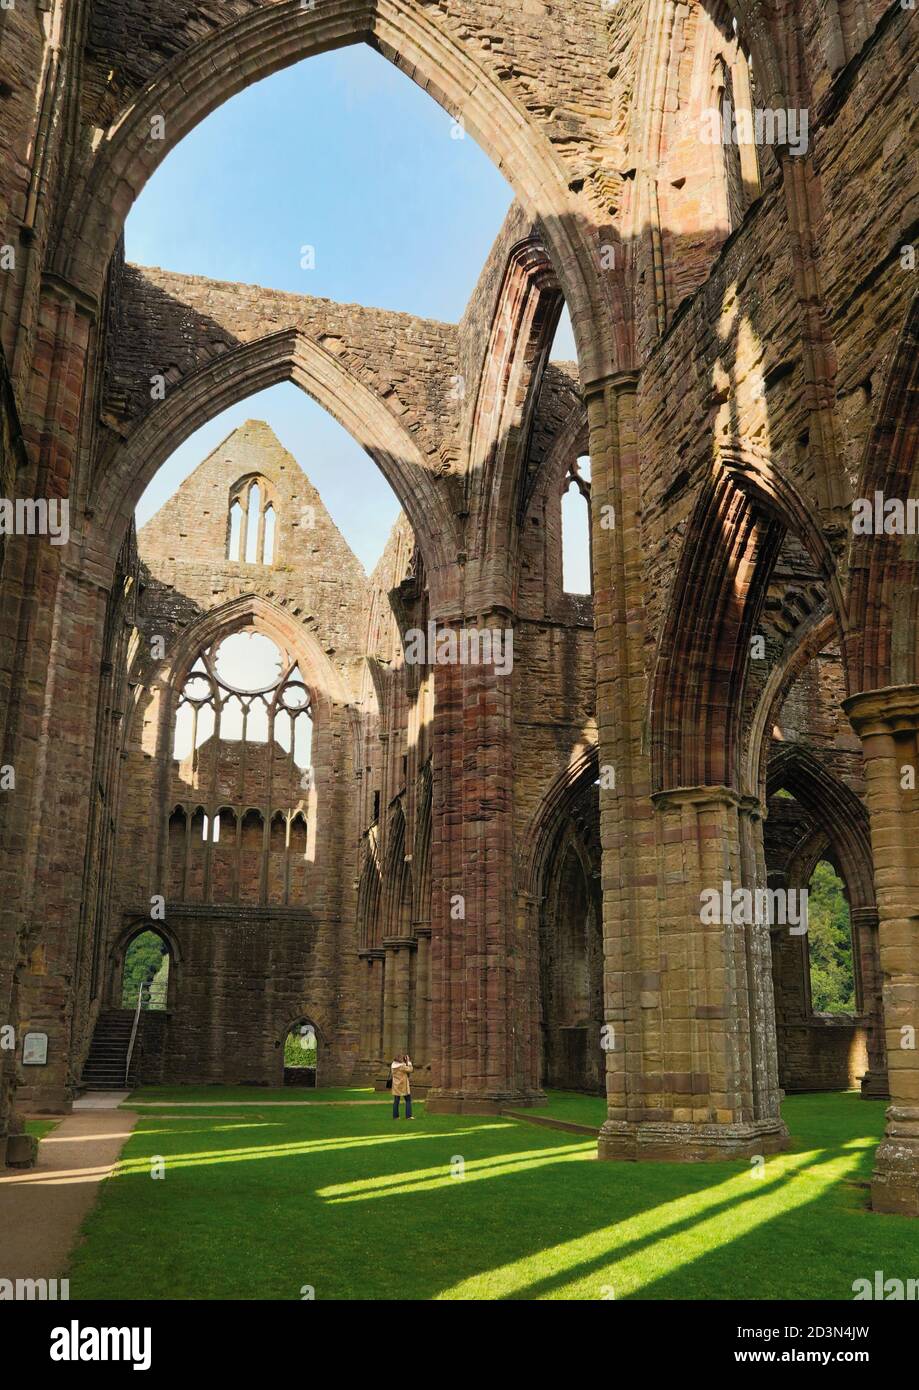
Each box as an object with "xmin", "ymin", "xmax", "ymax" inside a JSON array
[
  {"xmin": 527, "ymin": 1090, "xmax": 606, "ymax": 1129},
  {"xmin": 67, "ymin": 1091, "xmax": 916, "ymax": 1300},
  {"xmin": 25, "ymin": 1118, "xmax": 61, "ymax": 1141},
  {"xmin": 124, "ymin": 1085, "xmax": 387, "ymax": 1105}
]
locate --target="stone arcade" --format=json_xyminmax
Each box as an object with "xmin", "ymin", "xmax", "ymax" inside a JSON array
[{"xmin": 0, "ymin": 0, "xmax": 918, "ymax": 1217}]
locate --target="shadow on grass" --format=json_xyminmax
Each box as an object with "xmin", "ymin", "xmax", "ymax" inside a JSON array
[{"xmin": 67, "ymin": 1092, "xmax": 902, "ymax": 1301}]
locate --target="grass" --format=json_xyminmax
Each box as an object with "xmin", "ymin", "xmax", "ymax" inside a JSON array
[
  {"xmin": 527, "ymin": 1090, "xmax": 606, "ymax": 1129},
  {"xmin": 25, "ymin": 1118, "xmax": 61, "ymax": 1141},
  {"xmin": 67, "ymin": 1090, "xmax": 917, "ymax": 1300},
  {"xmin": 124, "ymin": 1085, "xmax": 387, "ymax": 1105}
]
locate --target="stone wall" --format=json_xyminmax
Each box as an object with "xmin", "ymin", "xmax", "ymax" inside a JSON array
[
  {"xmin": 107, "ymin": 422, "xmax": 368, "ymax": 1085},
  {"xmin": 1, "ymin": 0, "xmax": 918, "ymax": 1209}
]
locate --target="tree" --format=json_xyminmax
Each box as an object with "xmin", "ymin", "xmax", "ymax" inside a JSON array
[
  {"xmin": 122, "ymin": 932, "xmax": 168, "ymax": 1008},
  {"xmin": 807, "ymin": 861, "xmax": 855, "ymax": 1013}
]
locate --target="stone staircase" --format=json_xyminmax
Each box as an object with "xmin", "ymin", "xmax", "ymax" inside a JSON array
[{"xmin": 81, "ymin": 1009, "xmax": 136, "ymax": 1090}]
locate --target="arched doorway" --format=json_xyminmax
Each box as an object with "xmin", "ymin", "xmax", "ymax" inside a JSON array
[
  {"xmin": 806, "ymin": 858, "xmax": 856, "ymax": 1016},
  {"xmin": 527, "ymin": 757, "xmax": 603, "ymax": 1096},
  {"xmin": 540, "ymin": 829, "xmax": 603, "ymax": 1093},
  {"xmin": 119, "ymin": 928, "xmax": 172, "ymax": 1012},
  {"xmin": 283, "ymin": 1020, "xmax": 318, "ymax": 1088}
]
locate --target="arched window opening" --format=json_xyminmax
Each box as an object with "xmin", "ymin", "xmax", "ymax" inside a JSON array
[
  {"xmin": 247, "ymin": 699, "xmax": 270, "ymax": 743},
  {"xmin": 715, "ymin": 63, "xmax": 745, "ymax": 232},
  {"xmin": 263, "ymin": 505, "xmax": 276, "ymax": 564},
  {"xmin": 211, "ymin": 806, "xmax": 237, "ymax": 901},
  {"xmin": 274, "ymin": 707, "xmax": 292, "ymax": 753},
  {"xmin": 172, "ymin": 703, "xmax": 194, "ymax": 761},
  {"xmin": 172, "ymin": 631, "xmax": 313, "ymax": 766},
  {"xmin": 227, "ymin": 477, "xmax": 277, "ymax": 566},
  {"xmin": 239, "ymin": 808, "xmax": 265, "ymax": 904},
  {"xmin": 293, "ymin": 713, "xmax": 312, "ymax": 770},
  {"xmin": 807, "ymin": 860, "xmax": 856, "ymax": 1014},
  {"xmin": 561, "ymin": 456, "xmax": 592, "ymax": 595},
  {"xmin": 244, "ymin": 481, "xmax": 261, "ymax": 562},
  {"xmin": 270, "ymin": 813, "xmax": 287, "ymax": 851},
  {"xmin": 219, "ymin": 694, "xmax": 245, "ymax": 741},
  {"xmin": 288, "ymin": 812, "xmax": 308, "ymax": 905},
  {"xmin": 226, "ymin": 500, "xmax": 243, "ymax": 561},
  {"xmin": 167, "ymin": 806, "xmax": 186, "ymax": 899},
  {"xmin": 283, "ymin": 1020, "xmax": 317, "ymax": 1088},
  {"xmin": 710, "ymin": 40, "xmax": 761, "ymax": 235},
  {"xmin": 186, "ymin": 807, "xmax": 207, "ymax": 901},
  {"xmin": 121, "ymin": 930, "xmax": 170, "ymax": 1011},
  {"xmin": 195, "ymin": 703, "xmax": 215, "ymax": 750},
  {"xmin": 289, "ymin": 812, "xmax": 308, "ymax": 857},
  {"xmin": 168, "ymin": 629, "xmax": 314, "ymax": 907}
]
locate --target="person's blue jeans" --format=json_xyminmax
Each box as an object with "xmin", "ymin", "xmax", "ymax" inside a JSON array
[{"xmin": 393, "ymin": 1092, "xmax": 412, "ymax": 1119}]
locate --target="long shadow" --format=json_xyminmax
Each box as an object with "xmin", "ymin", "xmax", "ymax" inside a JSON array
[
  {"xmin": 471, "ymin": 1144, "xmax": 861, "ymax": 1301},
  {"xmin": 69, "ymin": 1094, "xmax": 894, "ymax": 1301}
]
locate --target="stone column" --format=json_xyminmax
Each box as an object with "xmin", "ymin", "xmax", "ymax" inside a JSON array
[
  {"xmin": 357, "ymin": 948, "xmax": 384, "ymax": 1077},
  {"xmin": 10, "ymin": 561, "xmax": 112, "ymax": 1115},
  {"xmin": 589, "ymin": 371, "xmax": 786, "ymax": 1160},
  {"xmin": 381, "ymin": 936, "xmax": 413, "ymax": 1066},
  {"xmin": 587, "ymin": 371, "xmax": 655, "ymax": 1149},
  {"xmin": 600, "ymin": 785, "xmax": 786, "ymax": 1158},
  {"xmin": 412, "ymin": 925, "xmax": 432, "ymax": 1085},
  {"xmin": 425, "ymin": 618, "xmax": 541, "ymax": 1112},
  {"xmin": 850, "ymin": 905, "xmax": 888, "ymax": 1099},
  {"xmin": 844, "ymin": 686, "xmax": 919, "ymax": 1214},
  {"xmin": 0, "ymin": 282, "xmax": 100, "ymax": 1143}
]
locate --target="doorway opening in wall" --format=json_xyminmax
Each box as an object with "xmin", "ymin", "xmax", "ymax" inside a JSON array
[
  {"xmin": 806, "ymin": 859, "xmax": 856, "ymax": 1015},
  {"xmin": 283, "ymin": 1021, "xmax": 318, "ymax": 1087},
  {"xmin": 121, "ymin": 930, "xmax": 170, "ymax": 1011}
]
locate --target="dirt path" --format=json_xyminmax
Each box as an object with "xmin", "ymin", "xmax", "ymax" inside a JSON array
[{"xmin": 0, "ymin": 1098, "xmax": 138, "ymax": 1283}]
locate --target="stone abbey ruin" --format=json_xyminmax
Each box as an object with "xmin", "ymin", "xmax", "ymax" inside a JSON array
[{"xmin": 1, "ymin": 0, "xmax": 918, "ymax": 1220}]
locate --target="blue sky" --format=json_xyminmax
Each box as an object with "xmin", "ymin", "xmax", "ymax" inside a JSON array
[{"xmin": 131, "ymin": 44, "xmax": 576, "ymax": 571}]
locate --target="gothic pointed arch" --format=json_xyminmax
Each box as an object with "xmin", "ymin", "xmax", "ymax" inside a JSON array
[
  {"xmin": 50, "ymin": 1, "xmax": 612, "ymax": 379},
  {"xmin": 88, "ymin": 329, "xmax": 459, "ymax": 585},
  {"xmin": 381, "ymin": 801, "xmax": 412, "ymax": 939},
  {"xmin": 464, "ymin": 235, "xmax": 563, "ymax": 599},
  {"xmin": 745, "ymin": 607, "xmax": 837, "ymax": 803},
  {"xmin": 765, "ymin": 744, "xmax": 874, "ymax": 913},
  {"xmin": 650, "ymin": 448, "xmax": 844, "ymax": 793},
  {"xmin": 357, "ymin": 828, "xmax": 383, "ymax": 952},
  {"xmin": 519, "ymin": 746, "xmax": 602, "ymax": 1093},
  {"xmin": 519, "ymin": 744, "xmax": 600, "ymax": 900}
]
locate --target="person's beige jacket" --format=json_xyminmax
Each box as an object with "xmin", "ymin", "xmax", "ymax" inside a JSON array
[{"xmin": 391, "ymin": 1060, "xmax": 413, "ymax": 1096}]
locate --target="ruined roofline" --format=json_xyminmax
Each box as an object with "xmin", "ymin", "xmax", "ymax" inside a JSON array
[
  {"xmin": 127, "ymin": 206, "xmax": 579, "ymax": 371},
  {"xmin": 125, "ymin": 261, "xmax": 460, "ymax": 336}
]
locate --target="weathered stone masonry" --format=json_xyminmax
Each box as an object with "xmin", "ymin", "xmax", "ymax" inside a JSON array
[{"xmin": 0, "ymin": 0, "xmax": 917, "ymax": 1216}]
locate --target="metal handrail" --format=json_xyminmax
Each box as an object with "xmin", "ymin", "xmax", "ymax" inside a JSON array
[{"xmin": 124, "ymin": 980, "xmax": 150, "ymax": 1087}]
